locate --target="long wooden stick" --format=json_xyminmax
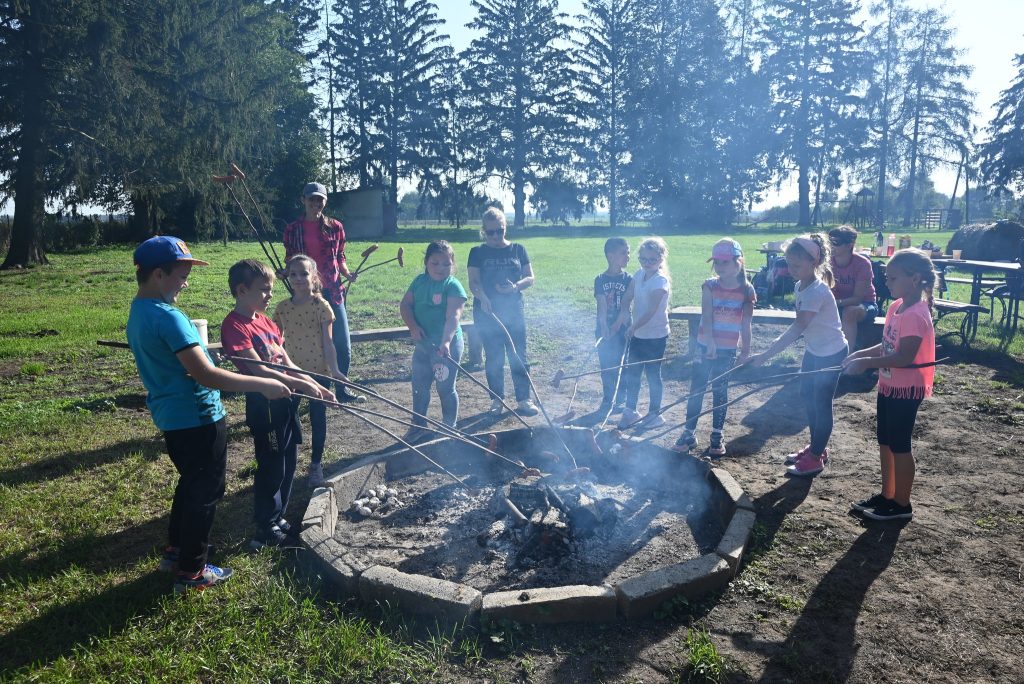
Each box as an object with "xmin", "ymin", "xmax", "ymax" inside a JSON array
[{"xmin": 484, "ymin": 311, "xmax": 578, "ymax": 469}]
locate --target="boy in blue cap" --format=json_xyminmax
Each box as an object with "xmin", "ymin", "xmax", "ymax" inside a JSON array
[{"xmin": 127, "ymin": 236, "xmax": 292, "ymax": 593}]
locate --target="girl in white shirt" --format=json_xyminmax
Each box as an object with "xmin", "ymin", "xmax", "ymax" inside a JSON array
[
  {"xmin": 745, "ymin": 234, "xmax": 848, "ymax": 477},
  {"xmin": 613, "ymin": 237, "xmax": 672, "ymax": 429}
]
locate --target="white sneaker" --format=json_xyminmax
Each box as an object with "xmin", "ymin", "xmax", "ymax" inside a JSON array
[
  {"xmin": 642, "ymin": 413, "xmax": 666, "ymax": 428},
  {"xmin": 489, "ymin": 398, "xmax": 505, "ymax": 414},
  {"xmin": 308, "ymin": 462, "xmax": 325, "ymax": 486},
  {"xmin": 516, "ymin": 399, "xmax": 540, "ymax": 417},
  {"xmin": 618, "ymin": 408, "xmax": 642, "ymax": 429}
]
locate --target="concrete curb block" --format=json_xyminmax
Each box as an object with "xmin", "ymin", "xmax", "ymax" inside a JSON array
[
  {"xmin": 716, "ymin": 508, "xmax": 757, "ymax": 576},
  {"xmin": 710, "ymin": 467, "xmax": 755, "ymax": 521},
  {"xmin": 481, "ymin": 585, "xmax": 617, "ymax": 624},
  {"xmin": 614, "ymin": 554, "xmax": 732, "ymax": 619},
  {"xmin": 302, "ymin": 486, "xmax": 336, "ymax": 534},
  {"xmin": 359, "ymin": 565, "xmax": 482, "ymax": 625}
]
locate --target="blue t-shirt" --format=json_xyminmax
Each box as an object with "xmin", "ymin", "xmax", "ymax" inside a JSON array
[
  {"xmin": 127, "ymin": 298, "xmax": 226, "ymax": 431},
  {"xmin": 407, "ymin": 273, "xmax": 468, "ymax": 345}
]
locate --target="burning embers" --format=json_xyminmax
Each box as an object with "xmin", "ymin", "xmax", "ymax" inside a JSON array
[{"xmin": 479, "ymin": 474, "xmax": 620, "ymax": 567}]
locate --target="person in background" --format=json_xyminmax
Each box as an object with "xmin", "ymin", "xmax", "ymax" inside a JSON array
[
  {"xmin": 127, "ymin": 237, "xmax": 291, "ymax": 593},
  {"xmin": 745, "ymin": 234, "xmax": 848, "ymax": 477},
  {"xmin": 843, "ymin": 249, "xmax": 936, "ymax": 521},
  {"xmin": 221, "ymin": 259, "xmax": 333, "ymax": 550},
  {"xmin": 674, "ymin": 238, "xmax": 755, "ymax": 457},
  {"xmin": 399, "ymin": 241, "xmax": 468, "ymax": 440},
  {"xmin": 283, "ymin": 182, "xmax": 364, "ymax": 403},
  {"xmin": 593, "ymin": 237, "xmax": 632, "ymax": 414},
  {"xmin": 828, "ymin": 225, "xmax": 877, "ymax": 351},
  {"xmin": 614, "ymin": 237, "xmax": 672, "ymax": 430},
  {"xmin": 273, "ymin": 254, "xmax": 350, "ymax": 486},
  {"xmin": 467, "ymin": 208, "xmax": 539, "ymax": 417}
]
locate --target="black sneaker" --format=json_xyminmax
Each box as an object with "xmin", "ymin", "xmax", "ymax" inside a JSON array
[
  {"xmin": 850, "ymin": 493, "xmax": 889, "ymax": 513},
  {"xmin": 249, "ymin": 524, "xmax": 289, "ymax": 551},
  {"xmin": 862, "ymin": 500, "xmax": 913, "ymax": 521},
  {"xmin": 276, "ymin": 517, "xmax": 292, "ymax": 535},
  {"xmin": 339, "ymin": 391, "xmax": 366, "ymax": 404},
  {"xmin": 673, "ymin": 431, "xmax": 698, "ymax": 454},
  {"xmin": 708, "ymin": 431, "xmax": 726, "ymax": 457}
]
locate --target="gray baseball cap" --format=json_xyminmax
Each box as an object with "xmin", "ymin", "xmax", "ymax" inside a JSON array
[{"xmin": 302, "ymin": 182, "xmax": 328, "ymax": 199}]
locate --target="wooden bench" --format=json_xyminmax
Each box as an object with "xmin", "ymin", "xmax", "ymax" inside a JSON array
[
  {"xmin": 933, "ymin": 299, "xmax": 987, "ymax": 348},
  {"xmin": 669, "ymin": 306, "xmax": 886, "ymax": 354}
]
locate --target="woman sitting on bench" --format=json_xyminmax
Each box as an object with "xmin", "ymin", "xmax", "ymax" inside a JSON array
[{"xmin": 829, "ymin": 226, "xmax": 877, "ymax": 350}]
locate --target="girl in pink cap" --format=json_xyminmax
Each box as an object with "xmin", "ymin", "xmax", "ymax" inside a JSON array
[
  {"xmin": 744, "ymin": 233, "xmax": 848, "ymax": 476},
  {"xmin": 674, "ymin": 238, "xmax": 756, "ymax": 457}
]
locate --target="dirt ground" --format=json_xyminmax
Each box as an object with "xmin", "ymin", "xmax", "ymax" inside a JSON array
[{"xmin": 289, "ymin": 319, "xmax": 1024, "ymax": 683}]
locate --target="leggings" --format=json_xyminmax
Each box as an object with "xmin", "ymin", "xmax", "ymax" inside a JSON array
[
  {"xmin": 876, "ymin": 393, "xmax": 922, "ymax": 453},
  {"xmin": 411, "ymin": 336, "xmax": 464, "ymax": 427},
  {"xmin": 800, "ymin": 346, "xmax": 848, "ymax": 455},
  {"xmin": 685, "ymin": 345, "xmax": 737, "ymax": 432},
  {"xmin": 623, "ymin": 336, "xmax": 668, "ymax": 413}
]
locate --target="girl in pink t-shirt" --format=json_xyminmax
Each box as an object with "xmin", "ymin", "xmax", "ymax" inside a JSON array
[{"xmin": 843, "ymin": 249, "xmax": 937, "ymax": 522}]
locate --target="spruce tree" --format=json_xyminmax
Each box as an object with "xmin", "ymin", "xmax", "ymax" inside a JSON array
[
  {"xmin": 460, "ymin": 0, "xmax": 580, "ymax": 229},
  {"xmin": 898, "ymin": 7, "xmax": 973, "ymax": 226},
  {"xmin": 761, "ymin": 0, "xmax": 868, "ymax": 226},
  {"xmin": 979, "ymin": 52, "xmax": 1024, "ymax": 195}
]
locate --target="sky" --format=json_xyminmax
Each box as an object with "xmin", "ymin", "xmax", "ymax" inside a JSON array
[
  {"xmin": 5, "ymin": 0, "xmax": 1021, "ymax": 217},
  {"xmin": 435, "ymin": 0, "xmax": 1024, "ymax": 210}
]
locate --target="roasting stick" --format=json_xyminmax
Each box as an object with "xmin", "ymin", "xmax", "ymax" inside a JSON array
[
  {"xmin": 559, "ymin": 336, "xmax": 604, "ymax": 422},
  {"xmin": 292, "ymin": 393, "xmax": 530, "ymax": 472},
  {"xmin": 351, "ymin": 244, "xmax": 379, "ymax": 275},
  {"xmin": 339, "ymin": 402, "xmax": 473, "ymax": 492},
  {"xmin": 425, "ymin": 341, "xmax": 532, "ymax": 429},
  {"xmin": 596, "ymin": 338, "xmax": 631, "ymax": 432},
  {"xmin": 230, "ymin": 162, "xmax": 288, "ymax": 273},
  {"xmin": 224, "ymin": 355, "xmax": 519, "ymax": 464},
  {"xmin": 552, "ymin": 352, "xmax": 686, "ymax": 387},
  {"xmin": 629, "ymin": 358, "xmax": 952, "ymax": 442},
  {"xmin": 485, "ymin": 311, "xmax": 579, "ymax": 469},
  {"xmin": 616, "ymin": 365, "xmax": 845, "ymax": 432}
]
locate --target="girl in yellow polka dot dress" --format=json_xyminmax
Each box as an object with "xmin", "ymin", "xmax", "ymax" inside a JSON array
[{"xmin": 273, "ymin": 254, "xmax": 352, "ymax": 485}]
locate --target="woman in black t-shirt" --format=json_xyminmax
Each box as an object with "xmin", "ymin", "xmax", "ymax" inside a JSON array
[{"xmin": 467, "ymin": 208, "xmax": 538, "ymax": 416}]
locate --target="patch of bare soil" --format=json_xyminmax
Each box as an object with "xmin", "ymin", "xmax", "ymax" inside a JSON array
[{"xmin": 296, "ymin": 317, "xmax": 1023, "ymax": 683}]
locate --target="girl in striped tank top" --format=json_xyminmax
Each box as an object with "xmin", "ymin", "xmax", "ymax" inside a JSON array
[{"xmin": 674, "ymin": 238, "xmax": 755, "ymax": 456}]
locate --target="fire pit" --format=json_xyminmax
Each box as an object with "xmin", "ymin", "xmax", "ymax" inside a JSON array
[{"xmin": 301, "ymin": 427, "xmax": 755, "ymax": 624}]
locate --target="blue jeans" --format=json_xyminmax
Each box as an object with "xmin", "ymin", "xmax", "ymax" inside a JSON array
[
  {"xmin": 411, "ymin": 336, "xmax": 464, "ymax": 427},
  {"xmin": 685, "ymin": 345, "xmax": 736, "ymax": 432},
  {"xmin": 800, "ymin": 346, "xmax": 848, "ymax": 455},
  {"xmin": 597, "ymin": 329, "xmax": 628, "ymax": 406},
  {"xmin": 623, "ymin": 336, "xmax": 668, "ymax": 413},
  {"xmin": 328, "ymin": 300, "xmax": 352, "ymax": 377},
  {"xmin": 475, "ymin": 304, "xmax": 530, "ymax": 401}
]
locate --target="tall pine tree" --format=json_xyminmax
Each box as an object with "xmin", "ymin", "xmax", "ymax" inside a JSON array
[
  {"xmin": 898, "ymin": 7, "xmax": 973, "ymax": 226},
  {"xmin": 979, "ymin": 51, "xmax": 1024, "ymax": 195},
  {"xmin": 461, "ymin": 0, "xmax": 579, "ymax": 229},
  {"xmin": 761, "ymin": 0, "xmax": 867, "ymax": 226}
]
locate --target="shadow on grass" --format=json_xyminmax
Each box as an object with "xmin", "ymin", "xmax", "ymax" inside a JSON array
[
  {"xmin": 0, "ymin": 482, "xmax": 277, "ymax": 673},
  {"xmin": 737, "ymin": 521, "xmax": 905, "ymax": 683},
  {"xmin": 0, "ymin": 419, "xmax": 251, "ymax": 489}
]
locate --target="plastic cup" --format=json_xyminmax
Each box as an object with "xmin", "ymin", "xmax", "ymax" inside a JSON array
[
  {"xmin": 191, "ymin": 319, "xmax": 209, "ymax": 345},
  {"xmin": 952, "ymin": 250, "xmax": 962, "ymax": 260}
]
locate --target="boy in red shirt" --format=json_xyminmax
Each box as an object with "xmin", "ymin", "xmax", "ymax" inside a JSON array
[{"xmin": 221, "ymin": 259, "xmax": 334, "ymax": 549}]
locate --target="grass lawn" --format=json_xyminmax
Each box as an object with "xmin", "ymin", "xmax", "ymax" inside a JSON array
[{"xmin": 1, "ymin": 226, "xmax": 1019, "ymax": 681}]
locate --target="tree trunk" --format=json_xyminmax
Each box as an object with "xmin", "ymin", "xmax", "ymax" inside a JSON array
[
  {"xmin": 2, "ymin": 16, "xmax": 48, "ymax": 269},
  {"xmin": 383, "ymin": 165, "xmax": 398, "ymax": 235},
  {"xmin": 797, "ymin": 157, "xmax": 811, "ymax": 227}
]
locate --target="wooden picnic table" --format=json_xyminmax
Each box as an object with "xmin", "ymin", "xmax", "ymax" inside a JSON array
[{"xmin": 931, "ymin": 258, "xmax": 1022, "ymax": 338}]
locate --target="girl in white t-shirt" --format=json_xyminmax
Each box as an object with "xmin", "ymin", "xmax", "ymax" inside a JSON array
[
  {"xmin": 745, "ymin": 234, "xmax": 848, "ymax": 477},
  {"xmin": 612, "ymin": 237, "xmax": 672, "ymax": 429}
]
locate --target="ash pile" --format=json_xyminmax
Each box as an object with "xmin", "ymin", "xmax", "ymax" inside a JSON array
[{"xmin": 478, "ymin": 473, "xmax": 620, "ymax": 567}]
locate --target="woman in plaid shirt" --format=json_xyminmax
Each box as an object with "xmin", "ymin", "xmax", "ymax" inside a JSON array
[{"xmin": 283, "ymin": 182, "xmax": 363, "ymax": 402}]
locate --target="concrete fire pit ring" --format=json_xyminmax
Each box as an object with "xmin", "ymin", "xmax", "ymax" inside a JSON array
[{"xmin": 300, "ymin": 427, "xmax": 755, "ymax": 625}]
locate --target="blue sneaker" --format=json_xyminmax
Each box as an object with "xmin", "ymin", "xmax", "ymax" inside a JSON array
[{"xmin": 173, "ymin": 564, "xmax": 233, "ymax": 594}]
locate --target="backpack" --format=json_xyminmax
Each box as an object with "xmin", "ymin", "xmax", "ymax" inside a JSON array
[{"xmin": 872, "ymin": 259, "xmax": 890, "ymax": 307}]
